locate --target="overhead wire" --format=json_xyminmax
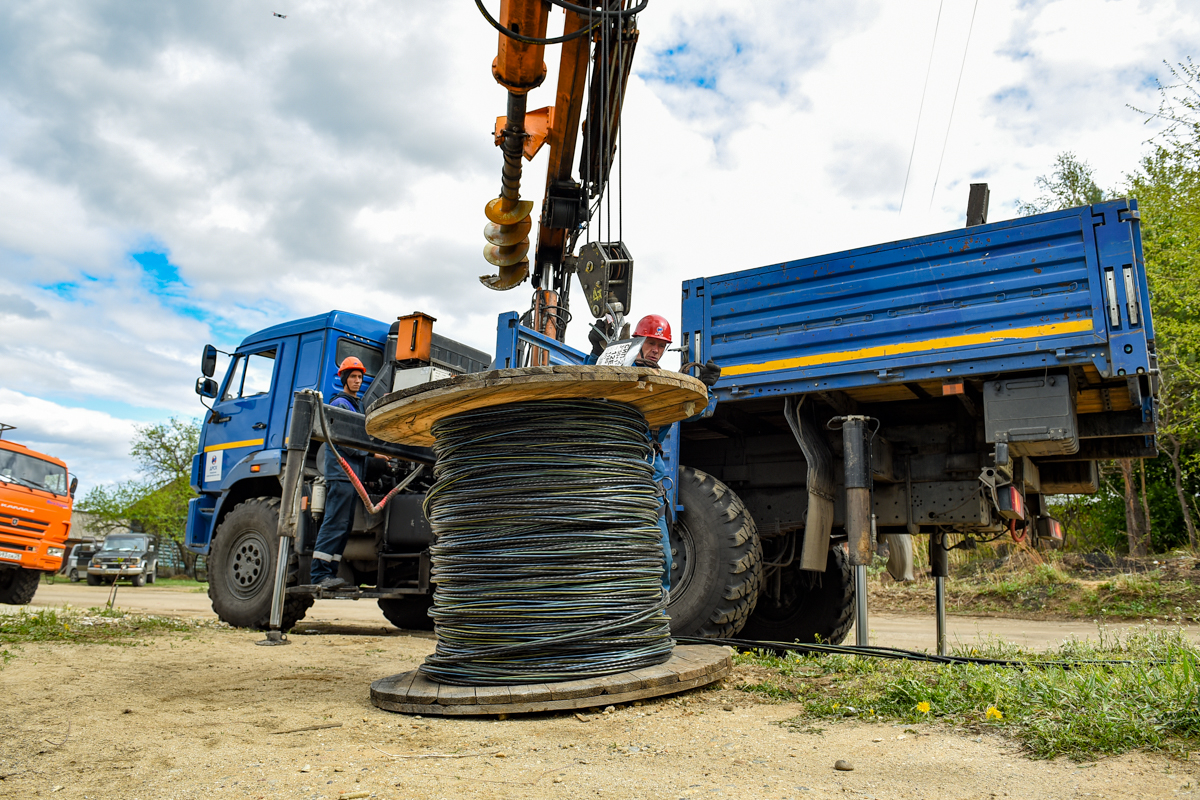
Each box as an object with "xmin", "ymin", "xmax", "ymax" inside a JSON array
[
  {"xmin": 899, "ymin": 0, "xmax": 944, "ymax": 214},
  {"xmin": 418, "ymin": 399, "xmax": 674, "ymax": 685},
  {"xmin": 929, "ymin": 0, "xmax": 980, "ymax": 211}
]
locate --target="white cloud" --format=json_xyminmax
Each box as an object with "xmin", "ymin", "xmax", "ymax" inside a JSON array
[{"xmin": 0, "ymin": 389, "xmax": 139, "ymax": 494}]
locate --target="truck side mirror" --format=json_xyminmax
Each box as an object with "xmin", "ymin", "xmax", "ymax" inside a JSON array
[
  {"xmin": 195, "ymin": 377, "xmax": 219, "ymax": 398},
  {"xmin": 201, "ymin": 344, "xmax": 218, "ymax": 378},
  {"xmin": 69, "ymin": 476, "xmax": 78, "ymax": 499}
]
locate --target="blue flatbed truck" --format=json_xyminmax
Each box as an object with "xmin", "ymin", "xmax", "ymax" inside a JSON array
[{"xmin": 187, "ymin": 198, "xmax": 1157, "ymax": 641}]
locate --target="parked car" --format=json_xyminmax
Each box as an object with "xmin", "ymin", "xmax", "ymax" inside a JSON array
[
  {"xmin": 86, "ymin": 534, "xmax": 159, "ymax": 587},
  {"xmin": 63, "ymin": 542, "xmax": 99, "ymax": 582}
]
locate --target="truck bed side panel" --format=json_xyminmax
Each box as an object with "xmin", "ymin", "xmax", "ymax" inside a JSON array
[{"xmin": 682, "ymin": 201, "xmax": 1153, "ymax": 399}]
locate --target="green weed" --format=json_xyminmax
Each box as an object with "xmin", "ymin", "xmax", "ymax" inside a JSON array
[
  {"xmin": 735, "ymin": 629, "xmax": 1200, "ymax": 761},
  {"xmin": 0, "ymin": 606, "xmax": 208, "ymax": 666}
]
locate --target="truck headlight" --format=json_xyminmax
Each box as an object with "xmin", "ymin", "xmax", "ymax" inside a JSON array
[
  {"xmin": 48, "ymin": 547, "xmax": 65, "ymax": 557},
  {"xmin": 90, "ymin": 559, "xmax": 101, "ymax": 566}
]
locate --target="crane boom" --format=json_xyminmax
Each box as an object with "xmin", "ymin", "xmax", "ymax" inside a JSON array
[{"xmin": 477, "ymin": 0, "xmax": 643, "ymax": 347}]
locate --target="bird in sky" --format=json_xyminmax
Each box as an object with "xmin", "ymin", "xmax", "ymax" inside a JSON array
[{"xmin": 273, "ymin": 12, "xmax": 287, "ymax": 18}]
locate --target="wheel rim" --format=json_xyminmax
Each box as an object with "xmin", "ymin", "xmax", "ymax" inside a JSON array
[
  {"xmin": 226, "ymin": 529, "xmax": 271, "ymax": 600},
  {"xmin": 668, "ymin": 518, "xmax": 697, "ymax": 600}
]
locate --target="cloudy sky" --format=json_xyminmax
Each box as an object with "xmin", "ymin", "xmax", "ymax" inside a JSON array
[{"xmin": 1, "ymin": 0, "xmax": 1196, "ymax": 495}]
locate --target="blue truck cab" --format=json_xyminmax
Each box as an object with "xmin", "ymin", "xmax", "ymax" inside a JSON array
[{"xmin": 188, "ymin": 310, "xmax": 490, "ymax": 631}]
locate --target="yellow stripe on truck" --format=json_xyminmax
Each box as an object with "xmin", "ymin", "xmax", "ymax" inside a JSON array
[
  {"xmin": 721, "ymin": 319, "xmax": 1095, "ymax": 377},
  {"xmin": 203, "ymin": 438, "xmax": 265, "ymax": 452}
]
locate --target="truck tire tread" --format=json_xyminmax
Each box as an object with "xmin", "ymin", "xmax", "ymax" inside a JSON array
[
  {"xmin": 208, "ymin": 497, "xmax": 313, "ymax": 631},
  {"xmin": 738, "ymin": 545, "xmax": 855, "ymax": 646},
  {"xmin": 667, "ymin": 467, "xmax": 763, "ymax": 640},
  {"xmin": 0, "ymin": 568, "xmax": 41, "ymax": 605}
]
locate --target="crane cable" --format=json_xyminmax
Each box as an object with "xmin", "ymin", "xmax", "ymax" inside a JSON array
[{"xmin": 418, "ymin": 399, "xmax": 674, "ymax": 685}]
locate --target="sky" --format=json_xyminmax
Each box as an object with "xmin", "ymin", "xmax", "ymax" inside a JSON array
[{"xmin": 0, "ymin": 0, "xmax": 1197, "ymax": 496}]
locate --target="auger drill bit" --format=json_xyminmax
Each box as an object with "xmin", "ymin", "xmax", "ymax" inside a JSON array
[{"xmin": 479, "ymin": 0, "xmax": 549, "ymax": 291}]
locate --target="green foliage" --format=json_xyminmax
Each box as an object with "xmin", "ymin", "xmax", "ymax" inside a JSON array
[
  {"xmin": 78, "ymin": 417, "xmax": 200, "ymax": 574},
  {"xmin": 0, "ymin": 607, "xmax": 204, "ymax": 667},
  {"xmin": 737, "ymin": 630, "xmax": 1200, "ymax": 760},
  {"xmin": 1016, "ymin": 152, "xmax": 1107, "ymax": 216}
]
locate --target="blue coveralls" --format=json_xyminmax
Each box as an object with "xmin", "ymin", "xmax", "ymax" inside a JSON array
[{"xmin": 309, "ymin": 391, "xmax": 367, "ymax": 583}]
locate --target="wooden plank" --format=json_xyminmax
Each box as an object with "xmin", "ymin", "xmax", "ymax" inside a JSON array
[
  {"xmin": 404, "ymin": 672, "xmax": 441, "ymax": 705},
  {"xmin": 366, "ymin": 366, "xmax": 709, "ymax": 447},
  {"xmin": 436, "ymin": 682, "xmax": 478, "ymax": 705},
  {"xmin": 506, "ymin": 682, "xmax": 554, "ymax": 704},
  {"xmin": 473, "ymin": 684, "xmax": 512, "ymax": 705}
]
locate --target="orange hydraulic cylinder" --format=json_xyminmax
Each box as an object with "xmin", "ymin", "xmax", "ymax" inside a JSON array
[{"xmin": 492, "ymin": 0, "xmax": 550, "ymax": 94}]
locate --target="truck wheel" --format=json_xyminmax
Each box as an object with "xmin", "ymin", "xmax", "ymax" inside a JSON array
[
  {"xmin": 208, "ymin": 497, "xmax": 314, "ymax": 631},
  {"xmin": 0, "ymin": 568, "xmax": 41, "ymax": 605},
  {"xmin": 132, "ymin": 573, "xmax": 145, "ymax": 587},
  {"xmin": 378, "ymin": 596, "xmax": 435, "ymax": 631},
  {"xmin": 69, "ymin": 569, "xmax": 80, "ymax": 583},
  {"xmin": 666, "ymin": 467, "xmax": 763, "ymax": 639},
  {"xmin": 738, "ymin": 545, "xmax": 855, "ymax": 645},
  {"xmin": 86, "ymin": 574, "xmax": 101, "ymax": 586},
  {"xmin": 147, "ymin": 565, "xmax": 156, "ymax": 584}
]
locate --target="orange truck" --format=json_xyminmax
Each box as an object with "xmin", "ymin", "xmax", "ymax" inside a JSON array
[{"xmin": 0, "ymin": 424, "xmax": 76, "ymax": 605}]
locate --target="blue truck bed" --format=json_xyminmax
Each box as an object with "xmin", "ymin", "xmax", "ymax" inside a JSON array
[{"xmin": 681, "ymin": 200, "xmax": 1154, "ymax": 401}]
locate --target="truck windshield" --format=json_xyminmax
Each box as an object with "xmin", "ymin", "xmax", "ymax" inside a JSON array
[
  {"xmin": 0, "ymin": 450, "xmax": 69, "ymax": 496},
  {"xmin": 101, "ymin": 535, "xmax": 148, "ymax": 553}
]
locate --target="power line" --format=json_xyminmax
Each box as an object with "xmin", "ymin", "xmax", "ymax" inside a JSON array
[
  {"xmin": 929, "ymin": 0, "xmax": 980, "ymax": 212},
  {"xmin": 899, "ymin": 0, "xmax": 944, "ymax": 214}
]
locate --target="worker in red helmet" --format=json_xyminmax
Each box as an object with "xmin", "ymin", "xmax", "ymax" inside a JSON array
[
  {"xmin": 587, "ymin": 314, "xmax": 722, "ymax": 600},
  {"xmin": 309, "ymin": 355, "xmax": 371, "ymax": 590}
]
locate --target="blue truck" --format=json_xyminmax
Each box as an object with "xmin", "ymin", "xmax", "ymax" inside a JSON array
[{"xmin": 187, "ymin": 197, "xmax": 1157, "ymax": 640}]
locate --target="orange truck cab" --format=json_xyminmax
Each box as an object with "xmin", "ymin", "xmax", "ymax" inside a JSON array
[{"xmin": 0, "ymin": 424, "xmax": 76, "ymax": 605}]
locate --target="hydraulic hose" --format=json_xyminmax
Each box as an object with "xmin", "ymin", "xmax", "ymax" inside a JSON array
[
  {"xmin": 313, "ymin": 394, "xmax": 425, "ymax": 514},
  {"xmin": 418, "ymin": 399, "xmax": 673, "ymax": 685},
  {"xmin": 677, "ymin": 636, "xmax": 1150, "ymax": 669}
]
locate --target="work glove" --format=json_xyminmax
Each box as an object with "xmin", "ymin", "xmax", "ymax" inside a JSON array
[
  {"xmin": 699, "ymin": 359, "xmax": 721, "ymax": 387},
  {"xmin": 588, "ymin": 320, "xmax": 614, "ymax": 357}
]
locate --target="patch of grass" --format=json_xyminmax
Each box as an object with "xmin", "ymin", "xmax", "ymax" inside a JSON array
[
  {"xmin": 735, "ymin": 630, "xmax": 1200, "ymax": 761},
  {"xmin": 0, "ymin": 607, "xmax": 210, "ymax": 665}
]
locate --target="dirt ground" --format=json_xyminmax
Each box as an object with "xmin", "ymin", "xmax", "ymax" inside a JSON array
[{"xmin": 3, "ymin": 584, "xmax": 1199, "ymax": 800}]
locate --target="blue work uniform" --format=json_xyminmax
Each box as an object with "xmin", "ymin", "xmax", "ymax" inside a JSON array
[{"xmin": 309, "ymin": 391, "xmax": 367, "ymax": 583}]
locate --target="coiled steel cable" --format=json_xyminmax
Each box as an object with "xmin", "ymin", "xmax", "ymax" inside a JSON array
[{"xmin": 418, "ymin": 399, "xmax": 673, "ymax": 685}]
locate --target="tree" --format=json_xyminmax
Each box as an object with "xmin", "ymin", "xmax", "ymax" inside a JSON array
[
  {"xmin": 1016, "ymin": 151, "xmax": 1107, "ymax": 216},
  {"xmin": 79, "ymin": 418, "xmax": 201, "ymax": 576},
  {"xmin": 1127, "ymin": 58, "xmax": 1200, "ymax": 552},
  {"xmin": 1019, "ymin": 152, "xmax": 1153, "ymax": 551}
]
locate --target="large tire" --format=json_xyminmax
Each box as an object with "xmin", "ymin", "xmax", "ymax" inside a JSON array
[
  {"xmin": 208, "ymin": 497, "xmax": 314, "ymax": 631},
  {"xmin": 738, "ymin": 545, "xmax": 855, "ymax": 645},
  {"xmin": 0, "ymin": 568, "xmax": 41, "ymax": 605},
  {"xmin": 132, "ymin": 572, "xmax": 145, "ymax": 587},
  {"xmin": 86, "ymin": 573, "xmax": 102, "ymax": 586},
  {"xmin": 69, "ymin": 569, "xmax": 80, "ymax": 583},
  {"xmin": 378, "ymin": 596, "xmax": 435, "ymax": 631},
  {"xmin": 666, "ymin": 467, "xmax": 763, "ymax": 638}
]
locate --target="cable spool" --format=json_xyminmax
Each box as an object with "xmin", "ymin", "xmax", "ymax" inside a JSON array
[{"xmin": 417, "ymin": 399, "xmax": 673, "ymax": 685}]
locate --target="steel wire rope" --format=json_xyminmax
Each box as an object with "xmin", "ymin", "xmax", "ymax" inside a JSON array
[{"xmin": 418, "ymin": 399, "xmax": 674, "ymax": 685}]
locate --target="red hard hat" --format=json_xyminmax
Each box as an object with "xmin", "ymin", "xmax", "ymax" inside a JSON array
[
  {"xmin": 633, "ymin": 314, "xmax": 672, "ymax": 343},
  {"xmin": 337, "ymin": 356, "xmax": 366, "ymax": 377}
]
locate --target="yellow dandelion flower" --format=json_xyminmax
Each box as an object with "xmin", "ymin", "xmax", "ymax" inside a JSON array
[
  {"xmin": 986, "ymin": 706, "xmax": 1003, "ymax": 720},
  {"xmin": 916, "ymin": 701, "xmax": 931, "ymax": 714}
]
